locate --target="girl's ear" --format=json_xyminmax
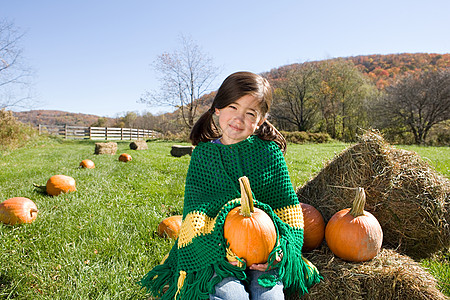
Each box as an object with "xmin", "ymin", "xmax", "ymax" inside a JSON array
[{"xmin": 215, "ymin": 108, "xmax": 220, "ymax": 116}]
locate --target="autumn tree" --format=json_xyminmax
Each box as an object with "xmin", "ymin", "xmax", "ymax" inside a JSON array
[
  {"xmin": 0, "ymin": 19, "xmax": 34, "ymax": 109},
  {"xmin": 120, "ymin": 111, "xmax": 138, "ymax": 128},
  {"xmin": 90, "ymin": 117, "xmax": 108, "ymax": 127},
  {"xmin": 140, "ymin": 35, "xmax": 219, "ymax": 129},
  {"xmin": 374, "ymin": 68, "xmax": 450, "ymax": 144},
  {"xmin": 271, "ymin": 63, "xmax": 319, "ymax": 131},
  {"xmin": 315, "ymin": 59, "xmax": 373, "ymax": 141}
]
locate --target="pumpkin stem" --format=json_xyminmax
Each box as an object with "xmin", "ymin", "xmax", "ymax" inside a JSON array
[
  {"xmin": 33, "ymin": 183, "xmax": 46, "ymax": 192},
  {"xmin": 239, "ymin": 176, "xmax": 254, "ymax": 217},
  {"xmin": 349, "ymin": 187, "xmax": 366, "ymax": 217},
  {"xmin": 30, "ymin": 208, "xmax": 38, "ymax": 217}
]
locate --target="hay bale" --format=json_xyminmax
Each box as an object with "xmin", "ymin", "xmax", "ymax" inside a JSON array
[
  {"xmin": 296, "ymin": 130, "xmax": 450, "ymax": 259},
  {"xmin": 286, "ymin": 246, "xmax": 447, "ymax": 300},
  {"xmin": 130, "ymin": 140, "xmax": 148, "ymax": 150},
  {"xmin": 94, "ymin": 142, "xmax": 117, "ymax": 155},
  {"xmin": 170, "ymin": 145, "xmax": 194, "ymax": 157}
]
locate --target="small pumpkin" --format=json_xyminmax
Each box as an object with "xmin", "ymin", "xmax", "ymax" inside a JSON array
[
  {"xmin": 157, "ymin": 215, "xmax": 182, "ymax": 239},
  {"xmin": 46, "ymin": 175, "xmax": 77, "ymax": 196},
  {"xmin": 80, "ymin": 159, "xmax": 95, "ymax": 169},
  {"xmin": 325, "ymin": 187, "xmax": 383, "ymax": 262},
  {"xmin": 224, "ymin": 176, "xmax": 277, "ymax": 267},
  {"xmin": 301, "ymin": 202, "xmax": 325, "ymax": 251},
  {"xmin": 0, "ymin": 197, "xmax": 38, "ymax": 225},
  {"xmin": 119, "ymin": 153, "xmax": 132, "ymax": 162}
]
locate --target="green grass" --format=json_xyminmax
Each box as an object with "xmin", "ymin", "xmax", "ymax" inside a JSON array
[{"xmin": 0, "ymin": 138, "xmax": 448, "ymax": 299}]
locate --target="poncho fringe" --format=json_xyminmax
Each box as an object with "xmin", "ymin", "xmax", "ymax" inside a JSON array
[{"xmin": 139, "ymin": 136, "xmax": 321, "ymax": 299}]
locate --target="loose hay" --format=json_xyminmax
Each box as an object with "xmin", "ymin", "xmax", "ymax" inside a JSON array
[
  {"xmin": 130, "ymin": 140, "xmax": 148, "ymax": 150},
  {"xmin": 296, "ymin": 130, "xmax": 450, "ymax": 259},
  {"xmin": 287, "ymin": 246, "xmax": 447, "ymax": 300},
  {"xmin": 94, "ymin": 142, "xmax": 118, "ymax": 155}
]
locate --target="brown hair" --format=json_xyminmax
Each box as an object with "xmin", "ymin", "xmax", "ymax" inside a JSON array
[{"xmin": 189, "ymin": 71, "xmax": 286, "ymax": 152}]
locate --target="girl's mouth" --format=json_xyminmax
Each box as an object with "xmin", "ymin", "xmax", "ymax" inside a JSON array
[{"xmin": 228, "ymin": 123, "xmax": 243, "ymax": 132}]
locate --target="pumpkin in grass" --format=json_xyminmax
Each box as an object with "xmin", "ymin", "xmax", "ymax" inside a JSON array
[
  {"xmin": 301, "ymin": 202, "xmax": 325, "ymax": 251},
  {"xmin": 46, "ymin": 175, "xmax": 77, "ymax": 196},
  {"xmin": 325, "ymin": 187, "xmax": 383, "ymax": 262},
  {"xmin": 224, "ymin": 176, "xmax": 277, "ymax": 267},
  {"xmin": 119, "ymin": 153, "xmax": 132, "ymax": 162},
  {"xmin": 157, "ymin": 215, "xmax": 182, "ymax": 239},
  {"xmin": 80, "ymin": 159, "xmax": 95, "ymax": 169},
  {"xmin": 0, "ymin": 197, "xmax": 38, "ymax": 225}
]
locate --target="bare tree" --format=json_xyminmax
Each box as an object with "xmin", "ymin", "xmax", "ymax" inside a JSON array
[
  {"xmin": 140, "ymin": 35, "xmax": 219, "ymax": 129},
  {"xmin": 271, "ymin": 63, "xmax": 319, "ymax": 131},
  {"xmin": 0, "ymin": 19, "xmax": 34, "ymax": 109},
  {"xmin": 375, "ymin": 68, "xmax": 450, "ymax": 144}
]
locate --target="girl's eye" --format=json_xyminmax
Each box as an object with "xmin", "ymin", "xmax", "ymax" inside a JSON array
[
  {"xmin": 228, "ymin": 105, "xmax": 237, "ymax": 110},
  {"xmin": 247, "ymin": 112, "xmax": 256, "ymax": 117}
]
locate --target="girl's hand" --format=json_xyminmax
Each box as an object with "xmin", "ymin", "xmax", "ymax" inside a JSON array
[
  {"xmin": 248, "ymin": 262, "xmax": 269, "ymax": 271},
  {"xmin": 248, "ymin": 252, "xmax": 283, "ymax": 271},
  {"xmin": 228, "ymin": 259, "xmax": 267, "ymax": 271},
  {"xmin": 228, "ymin": 260, "xmax": 242, "ymax": 267}
]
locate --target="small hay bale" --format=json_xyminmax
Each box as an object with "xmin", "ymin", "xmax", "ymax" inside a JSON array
[
  {"xmin": 286, "ymin": 246, "xmax": 447, "ymax": 300},
  {"xmin": 94, "ymin": 142, "xmax": 117, "ymax": 155},
  {"xmin": 170, "ymin": 145, "xmax": 194, "ymax": 157},
  {"xmin": 130, "ymin": 140, "xmax": 148, "ymax": 150},
  {"xmin": 297, "ymin": 130, "xmax": 450, "ymax": 259}
]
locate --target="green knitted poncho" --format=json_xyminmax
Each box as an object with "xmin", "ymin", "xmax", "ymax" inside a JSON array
[{"xmin": 139, "ymin": 135, "xmax": 321, "ymax": 299}]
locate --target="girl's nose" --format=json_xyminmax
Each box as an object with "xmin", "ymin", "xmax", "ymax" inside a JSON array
[{"xmin": 233, "ymin": 112, "xmax": 245, "ymax": 122}]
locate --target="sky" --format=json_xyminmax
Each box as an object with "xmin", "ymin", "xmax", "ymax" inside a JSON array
[{"xmin": 2, "ymin": 0, "xmax": 450, "ymax": 117}]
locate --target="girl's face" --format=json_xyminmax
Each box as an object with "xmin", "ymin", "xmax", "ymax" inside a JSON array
[{"xmin": 215, "ymin": 94, "xmax": 265, "ymax": 145}]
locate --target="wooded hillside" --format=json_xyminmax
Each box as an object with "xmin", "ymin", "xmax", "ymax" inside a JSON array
[
  {"xmin": 13, "ymin": 110, "xmax": 115, "ymax": 127},
  {"xmin": 13, "ymin": 53, "xmax": 450, "ymax": 130},
  {"xmin": 265, "ymin": 53, "xmax": 450, "ymax": 89}
]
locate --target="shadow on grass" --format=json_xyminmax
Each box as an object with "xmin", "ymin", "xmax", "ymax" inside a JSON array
[{"xmin": 0, "ymin": 273, "xmax": 18, "ymax": 299}]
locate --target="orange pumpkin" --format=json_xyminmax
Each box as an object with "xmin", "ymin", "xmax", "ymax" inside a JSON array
[
  {"xmin": 80, "ymin": 159, "xmax": 95, "ymax": 169},
  {"xmin": 0, "ymin": 197, "xmax": 38, "ymax": 225},
  {"xmin": 46, "ymin": 175, "xmax": 77, "ymax": 196},
  {"xmin": 224, "ymin": 176, "xmax": 277, "ymax": 267},
  {"xmin": 325, "ymin": 187, "xmax": 383, "ymax": 262},
  {"xmin": 119, "ymin": 153, "xmax": 132, "ymax": 162},
  {"xmin": 157, "ymin": 215, "xmax": 182, "ymax": 239},
  {"xmin": 301, "ymin": 203, "xmax": 325, "ymax": 251}
]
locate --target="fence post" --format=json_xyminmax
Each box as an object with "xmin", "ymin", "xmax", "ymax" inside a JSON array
[
  {"xmin": 105, "ymin": 127, "xmax": 108, "ymax": 140},
  {"xmin": 64, "ymin": 124, "xmax": 68, "ymax": 139}
]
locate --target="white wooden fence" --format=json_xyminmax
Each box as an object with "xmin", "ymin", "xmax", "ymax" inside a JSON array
[{"xmin": 38, "ymin": 124, "xmax": 160, "ymax": 140}]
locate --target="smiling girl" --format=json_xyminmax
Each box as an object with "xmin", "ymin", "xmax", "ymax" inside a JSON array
[{"xmin": 139, "ymin": 71, "xmax": 321, "ymax": 300}]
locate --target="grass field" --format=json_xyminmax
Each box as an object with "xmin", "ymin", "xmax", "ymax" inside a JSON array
[{"xmin": 0, "ymin": 138, "xmax": 448, "ymax": 299}]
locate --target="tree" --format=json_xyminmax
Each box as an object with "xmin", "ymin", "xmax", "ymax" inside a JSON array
[
  {"xmin": 315, "ymin": 59, "xmax": 373, "ymax": 141},
  {"xmin": 90, "ymin": 117, "xmax": 108, "ymax": 127},
  {"xmin": 374, "ymin": 68, "xmax": 450, "ymax": 144},
  {"xmin": 0, "ymin": 19, "xmax": 34, "ymax": 109},
  {"xmin": 271, "ymin": 63, "xmax": 319, "ymax": 131},
  {"xmin": 140, "ymin": 35, "xmax": 219, "ymax": 129}
]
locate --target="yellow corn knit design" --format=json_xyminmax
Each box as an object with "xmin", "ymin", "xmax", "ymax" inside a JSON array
[
  {"xmin": 274, "ymin": 204, "xmax": 304, "ymax": 229},
  {"xmin": 174, "ymin": 270, "xmax": 187, "ymax": 299},
  {"xmin": 226, "ymin": 246, "xmax": 244, "ymax": 268},
  {"xmin": 178, "ymin": 211, "xmax": 217, "ymax": 247}
]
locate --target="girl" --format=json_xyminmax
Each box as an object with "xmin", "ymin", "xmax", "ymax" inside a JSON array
[{"xmin": 139, "ymin": 71, "xmax": 321, "ymax": 299}]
